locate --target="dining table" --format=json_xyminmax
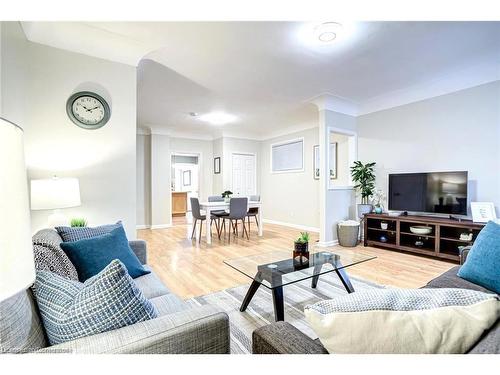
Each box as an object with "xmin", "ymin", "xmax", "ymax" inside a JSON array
[{"xmin": 198, "ymin": 200, "xmax": 263, "ymax": 244}]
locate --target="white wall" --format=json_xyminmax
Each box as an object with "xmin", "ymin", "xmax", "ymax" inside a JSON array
[
  {"xmin": 358, "ymin": 81, "xmax": 500, "ymax": 216},
  {"xmin": 1, "ymin": 22, "xmax": 138, "ymax": 237},
  {"xmin": 260, "ymin": 127, "xmax": 320, "ymax": 229},
  {"xmin": 213, "ymin": 137, "xmax": 223, "ymax": 194},
  {"xmin": 136, "ymin": 134, "xmax": 151, "ymax": 228}
]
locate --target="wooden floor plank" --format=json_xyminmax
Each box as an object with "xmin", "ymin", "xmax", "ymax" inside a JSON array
[{"xmin": 138, "ymin": 219, "xmax": 456, "ymax": 299}]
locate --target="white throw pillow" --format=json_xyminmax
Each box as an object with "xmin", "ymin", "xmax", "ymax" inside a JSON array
[{"xmin": 304, "ymin": 288, "xmax": 499, "ymax": 354}]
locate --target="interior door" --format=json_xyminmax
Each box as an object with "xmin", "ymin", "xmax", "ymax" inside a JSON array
[{"xmin": 232, "ymin": 154, "xmax": 256, "ymax": 196}]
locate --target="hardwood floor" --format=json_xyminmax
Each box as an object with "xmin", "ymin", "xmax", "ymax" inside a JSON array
[{"xmin": 137, "ymin": 219, "xmax": 456, "ymax": 299}]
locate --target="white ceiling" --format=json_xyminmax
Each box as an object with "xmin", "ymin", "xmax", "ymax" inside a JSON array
[{"xmin": 21, "ymin": 21, "xmax": 500, "ymax": 140}]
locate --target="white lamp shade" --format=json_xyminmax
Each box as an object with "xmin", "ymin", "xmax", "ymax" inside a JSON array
[
  {"xmin": 30, "ymin": 177, "xmax": 81, "ymax": 210},
  {"xmin": 0, "ymin": 118, "xmax": 35, "ymax": 302}
]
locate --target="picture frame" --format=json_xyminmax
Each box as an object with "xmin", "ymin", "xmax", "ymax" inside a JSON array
[
  {"xmin": 313, "ymin": 145, "xmax": 320, "ymax": 180},
  {"xmin": 214, "ymin": 157, "xmax": 221, "ymax": 174},
  {"xmin": 182, "ymin": 170, "xmax": 191, "ymax": 186},
  {"xmin": 470, "ymin": 202, "xmax": 497, "ymax": 223},
  {"xmin": 329, "ymin": 142, "xmax": 337, "ymax": 180},
  {"xmin": 313, "ymin": 143, "xmax": 337, "ymax": 180}
]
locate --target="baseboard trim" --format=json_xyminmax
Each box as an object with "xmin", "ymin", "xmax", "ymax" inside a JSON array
[
  {"xmin": 262, "ymin": 219, "xmax": 320, "ymax": 233},
  {"xmin": 316, "ymin": 240, "xmax": 339, "ymax": 247},
  {"xmin": 151, "ymin": 224, "xmax": 172, "ymax": 229},
  {"xmin": 136, "ymin": 225, "xmax": 150, "ymax": 230}
]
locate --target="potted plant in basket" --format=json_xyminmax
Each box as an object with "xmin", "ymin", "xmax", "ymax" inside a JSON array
[
  {"xmin": 350, "ymin": 161, "xmax": 376, "ymax": 219},
  {"xmin": 293, "ymin": 232, "xmax": 310, "ymax": 268},
  {"xmin": 221, "ymin": 190, "xmax": 233, "ymax": 203}
]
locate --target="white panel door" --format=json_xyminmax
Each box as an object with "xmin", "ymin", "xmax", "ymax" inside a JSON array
[{"xmin": 232, "ymin": 154, "xmax": 256, "ymax": 196}]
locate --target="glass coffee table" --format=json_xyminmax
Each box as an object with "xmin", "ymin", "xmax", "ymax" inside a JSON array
[{"xmin": 224, "ymin": 248, "xmax": 376, "ymax": 321}]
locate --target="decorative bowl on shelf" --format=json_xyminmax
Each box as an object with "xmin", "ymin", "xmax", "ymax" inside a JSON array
[{"xmin": 410, "ymin": 226, "xmax": 432, "ymax": 235}]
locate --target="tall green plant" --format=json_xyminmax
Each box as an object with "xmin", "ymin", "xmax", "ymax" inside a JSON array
[{"xmin": 350, "ymin": 161, "xmax": 376, "ymax": 204}]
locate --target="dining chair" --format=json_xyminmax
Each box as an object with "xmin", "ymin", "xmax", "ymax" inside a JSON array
[
  {"xmin": 190, "ymin": 197, "xmax": 221, "ymax": 240},
  {"xmin": 246, "ymin": 194, "xmax": 260, "ymax": 233},
  {"xmin": 223, "ymin": 197, "xmax": 249, "ymax": 243}
]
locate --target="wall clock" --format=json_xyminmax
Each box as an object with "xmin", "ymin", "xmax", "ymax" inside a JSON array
[{"xmin": 66, "ymin": 91, "xmax": 111, "ymax": 130}]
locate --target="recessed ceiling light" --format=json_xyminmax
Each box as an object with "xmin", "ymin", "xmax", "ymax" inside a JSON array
[
  {"xmin": 314, "ymin": 22, "xmax": 342, "ymax": 43},
  {"xmin": 198, "ymin": 111, "xmax": 237, "ymax": 125}
]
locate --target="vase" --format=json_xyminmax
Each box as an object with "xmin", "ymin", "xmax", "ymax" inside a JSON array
[
  {"xmin": 224, "ymin": 196, "xmax": 231, "ymax": 203},
  {"xmin": 374, "ymin": 206, "xmax": 383, "ymax": 214},
  {"xmin": 293, "ymin": 242, "xmax": 309, "ymax": 269},
  {"xmin": 357, "ymin": 204, "xmax": 373, "ymax": 219}
]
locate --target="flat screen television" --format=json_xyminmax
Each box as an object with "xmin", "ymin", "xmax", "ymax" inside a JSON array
[{"xmin": 388, "ymin": 171, "xmax": 468, "ymax": 216}]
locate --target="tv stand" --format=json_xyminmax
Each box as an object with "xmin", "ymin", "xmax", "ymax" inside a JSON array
[{"xmin": 363, "ymin": 213, "xmax": 485, "ymax": 263}]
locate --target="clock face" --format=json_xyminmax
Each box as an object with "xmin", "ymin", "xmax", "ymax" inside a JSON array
[{"xmin": 66, "ymin": 92, "xmax": 110, "ymax": 129}]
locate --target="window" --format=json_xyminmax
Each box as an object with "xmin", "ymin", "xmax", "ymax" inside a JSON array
[{"xmin": 271, "ymin": 138, "xmax": 304, "ymax": 173}]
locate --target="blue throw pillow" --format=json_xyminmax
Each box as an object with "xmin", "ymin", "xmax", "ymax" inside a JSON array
[
  {"xmin": 60, "ymin": 226, "xmax": 150, "ymax": 282},
  {"xmin": 458, "ymin": 221, "xmax": 500, "ymax": 294},
  {"xmin": 34, "ymin": 260, "xmax": 158, "ymax": 345},
  {"xmin": 56, "ymin": 221, "xmax": 122, "ymax": 242}
]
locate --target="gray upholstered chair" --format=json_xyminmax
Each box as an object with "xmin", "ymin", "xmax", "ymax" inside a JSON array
[
  {"xmin": 208, "ymin": 195, "xmax": 228, "ymax": 217},
  {"xmin": 190, "ymin": 197, "xmax": 221, "ymax": 240},
  {"xmin": 223, "ymin": 197, "xmax": 249, "ymax": 243},
  {"xmin": 247, "ymin": 195, "xmax": 260, "ymax": 233}
]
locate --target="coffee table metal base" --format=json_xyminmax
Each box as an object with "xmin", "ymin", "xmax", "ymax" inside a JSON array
[{"xmin": 239, "ymin": 261, "xmax": 355, "ymax": 321}]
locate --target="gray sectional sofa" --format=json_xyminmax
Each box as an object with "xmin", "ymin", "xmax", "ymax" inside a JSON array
[
  {"xmin": 252, "ymin": 250, "xmax": 499, "ymax": 354},
  {"xmin": 0, "ymin": 229, "xmax": 230, "ymax": 354}
]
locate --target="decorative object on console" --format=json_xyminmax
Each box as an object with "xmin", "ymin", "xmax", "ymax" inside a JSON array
[
  {"xmin": 293, "ymin": 232, "xmax": 310, "ymax": 268},
  {"xmin": 371, "ymin": 189, "xmax": 386, "ymax": 214},
  {"xmin": 471, "ymin": 202, "xmax": 497, "ymax": 223},
  {"xmin": 380, "ymin": 222, "xmax": 388, "ymax": 230},
  {"xmin": 66, "ymin": 91, "xmax": 111, "ymax": 130},
  {"xmin": 222, "ymin": 190, "xmax": 233, "ymax": 203},
  {"xmin": 214, "ymin": 157, "xmax": 221, "ymax": 174},
  {"xmin": 410, "ymin": 226, "xmax": 432, "ymax": 235},
  {"xmin": 459, "ymin": 232, "xmax": 473, "ymax": 242},
  {"xmin": 34, "ymin": 260, "xmax": 158, "ymax": 345},
  {"xmin": 30, "ymin": 177, "xmax": 81, "ymax": 227},
  {"xmin": 70, "ymin": 217, "xmax": 87, "ymax": 228},
  {"xmin": 350, "ymin": 161, "xmax": 376, "ymax": 218},
  {"xmin": 0, "ymin": 117, "xmax": 36, "ymax": 302},
  {"xmin": 59, "ymin": 226, "xmax": 150, "ymax": 282}
]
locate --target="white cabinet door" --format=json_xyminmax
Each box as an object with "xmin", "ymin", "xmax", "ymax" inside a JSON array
[{"xmin": 232, "ymin": 153, "xmax": 256, "ymax": 196}]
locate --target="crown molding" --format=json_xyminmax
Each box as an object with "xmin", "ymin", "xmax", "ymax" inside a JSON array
[
  {"xmin": 359, "ymin": 59, "xmax": 500, "ymax": 115},
  {"xmin": 307, "ymin": 93, "xmax": 360, "ymax": 116}
]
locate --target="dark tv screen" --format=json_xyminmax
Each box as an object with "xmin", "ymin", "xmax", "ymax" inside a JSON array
[{"xmin": 388, "ymin": 171, "xmax": 468, "ymax": 215}]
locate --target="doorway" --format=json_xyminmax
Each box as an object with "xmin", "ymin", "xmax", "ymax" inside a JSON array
[
  {"xmin": 171, "ymin": 153, "xmax": 199, "ymax": 224},
  {"xmin": 231, "ymin": 153, "xmax": 256, "ymax": 196}
]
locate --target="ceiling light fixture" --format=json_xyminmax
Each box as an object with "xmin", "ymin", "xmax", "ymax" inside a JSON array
[
  {"xmin": 314, "ymin": 22, "xmax": 343, "ymax": 43},
  {"xmin": 198, "ymin": 111, "xmax": 237, "ymax": 125}
]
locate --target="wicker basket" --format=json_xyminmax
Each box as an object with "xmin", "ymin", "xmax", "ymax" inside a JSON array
[{"xmin": 337, "ymin": 220, "xmax": 360, "ymax": 247}]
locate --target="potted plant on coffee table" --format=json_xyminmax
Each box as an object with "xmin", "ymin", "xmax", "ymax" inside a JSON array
[
  {"xmin": 350, "ymin": 161, "xmax": 376, "ymax": 219},
  {"xmin": 221, "ymin": 190, "xmax": 233, "ymax": 203},
  {"xmin": 293, "ymin": 232, "xmax": 310, "ymax": 268}
]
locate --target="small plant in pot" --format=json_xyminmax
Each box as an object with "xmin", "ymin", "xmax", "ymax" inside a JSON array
[
  {"xmin": 350, "ymin": 161, "xmax": 376, "ymax": 219},
  {"xmin": 221, "ymin": 190, "xmax": 233, "ymax": 203},
  {"xmin": 293, "ymin": 232, "xmax": 310, "ymax": 268},
  {"xmin": 70, "ymin": 217, "xmax": 87, "ymax": 227}
]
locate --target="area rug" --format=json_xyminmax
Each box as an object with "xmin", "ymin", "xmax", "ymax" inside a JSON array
[{"xmin": 185, "ymin": 273, "xmax": 385, "ymax": 353}]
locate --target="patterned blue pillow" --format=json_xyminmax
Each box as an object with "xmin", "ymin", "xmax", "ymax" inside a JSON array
[
  {"xmin": 34, "ymin": 259, "xmax": 158, "ymax": 345},
  {"xmin": 55, "ymin": 221, "xmax": 122, "ymax": 242}
]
